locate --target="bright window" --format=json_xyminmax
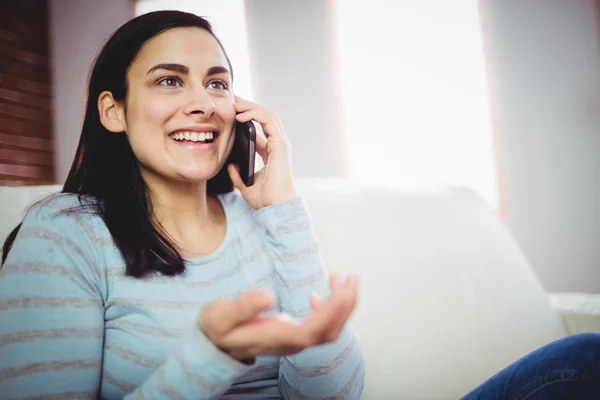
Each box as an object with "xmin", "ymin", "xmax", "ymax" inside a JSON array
[{"xmin": 334, "ymin": 0, "xmax": 498, "ymax": 207}]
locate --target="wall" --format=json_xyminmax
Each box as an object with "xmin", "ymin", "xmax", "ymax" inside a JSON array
[
  {"xmin": 49, "ymin": 0, "xmax": 131, "ymax": 183},
  {"xmin": 480, "ymin": 0, "xmax": 600, "ymax": 292},
  {"xmin": 0, "ymin": 0, "xmax": 54, "ymax": 185}
]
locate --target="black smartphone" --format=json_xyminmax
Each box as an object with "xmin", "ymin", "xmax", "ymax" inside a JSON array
[{"xmin": 231, "ymin": 120, "xmax": 256, "ymax": 186}]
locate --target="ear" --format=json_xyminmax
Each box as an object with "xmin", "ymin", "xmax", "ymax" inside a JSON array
[{"xmin": 98, "ymin": 91, "xmax": 126, "ymax": 133}]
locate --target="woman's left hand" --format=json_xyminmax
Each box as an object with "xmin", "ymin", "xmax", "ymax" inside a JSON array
[{"xmin": 227, "ymin": 96, "xmax": 297, "ymax": 209}]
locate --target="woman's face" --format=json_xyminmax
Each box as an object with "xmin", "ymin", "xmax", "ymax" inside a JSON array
[{"xmin": 122, "ymin": 27, "xmax": 236, "ymax": 186}]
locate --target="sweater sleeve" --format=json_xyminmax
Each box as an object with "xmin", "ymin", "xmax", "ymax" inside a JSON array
[
  {"xmin": 0, "ymin": 196, "xmax": 252, "ymax": 399},
  {"xmin": 254, "ymin": 197, "xmax": 365, "ymax": 399}
]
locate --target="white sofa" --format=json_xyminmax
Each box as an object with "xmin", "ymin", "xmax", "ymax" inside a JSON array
[{"xmin": 1, "ymin": 180, "xmax": 599, "ymax": 399}]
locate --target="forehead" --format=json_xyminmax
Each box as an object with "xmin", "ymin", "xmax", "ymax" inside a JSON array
[{"xmin": 131, "ymin": 27, "xmax": 228, "ymax": 73}]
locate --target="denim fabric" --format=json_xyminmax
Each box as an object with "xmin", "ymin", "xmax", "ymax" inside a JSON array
[{"xmin": 461, "ymin": 333, "xmax": 600, "ymax": 400}]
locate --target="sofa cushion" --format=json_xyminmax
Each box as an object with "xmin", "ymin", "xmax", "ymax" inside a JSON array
[{"xmin": 295, "ymin": 178, "xmax": 566, "ymax": 399}]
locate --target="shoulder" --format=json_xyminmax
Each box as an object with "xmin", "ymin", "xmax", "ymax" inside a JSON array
[
  {"xmin": 4, "ymin": 193, "xmax": 110, "ymax": 302},
  {"xmin": 20, "ymin": 192, "xmax": 112, "ymax": 247},
  {"xmin": 24, "ymin": 192, "xmax": 95, "ymax": 224},
  {"xmin": 25, "ymin": 192, "xmax": 91, "ymax": 215},
  {"xmin": 3, "ymin": 193, "xmax": 111, "ymax": 293}
]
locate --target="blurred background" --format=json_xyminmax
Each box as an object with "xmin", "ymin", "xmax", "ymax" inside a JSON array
[{"xmin": 1, "ymin": 0, "xmax": 599, "ymax": 293}]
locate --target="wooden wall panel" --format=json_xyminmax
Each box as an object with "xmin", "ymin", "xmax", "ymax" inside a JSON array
[{"xmin": 0, "ymin": 0, "xmax": 54, "ymax": 185}]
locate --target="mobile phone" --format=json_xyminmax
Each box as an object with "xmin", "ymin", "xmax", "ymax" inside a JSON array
[{"xmin": 232, "ymin": 120, "xmax": 256, "ymax": 186}]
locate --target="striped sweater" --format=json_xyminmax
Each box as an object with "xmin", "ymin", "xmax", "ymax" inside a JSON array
[{"xmin": 0, "ymin": 191, "xmax": 365, "ymax": 399}]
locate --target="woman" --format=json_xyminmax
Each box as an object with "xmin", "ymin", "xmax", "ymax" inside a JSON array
[
  {"xmin": 2, "ymin": 9, "xmax": 599, "ymax": 400},
  {"xmin": 0, "ymin": 10, "xmax": 364, "ymax": 399}
]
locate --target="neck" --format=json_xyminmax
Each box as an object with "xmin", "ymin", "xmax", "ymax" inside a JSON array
[{"xmin": 143, "ymin": 172, "xmax": 224, "ymax": 249}]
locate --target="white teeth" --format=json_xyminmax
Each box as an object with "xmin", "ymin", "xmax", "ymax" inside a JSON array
[{"xmin": 171, "ymin": 131, "xmax": 216, "ymax": 142}]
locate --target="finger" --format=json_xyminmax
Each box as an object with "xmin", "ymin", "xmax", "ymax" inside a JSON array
[
  {"xmin": 273, "ymin": 116, "xmax": 287, "ymax": 140},
  {"xmin": 227, "ymin": 291, "xmax": 274, "ymax": 329},
  {"xmin": 199, "ymin": 290, "xmax": 273, "ymax": 341},
  {"xmin": 233, "ymin": 95, "xmax": 267, "ymax": 112},
  {"xmin": 326, "ymin": 274, "xmax": 359, "ymax": 333},
  {"xmin": 219, "ymin": 313, "xmax": 309, "ymax": 357},
  {"xmin": 330, "ymin": 272, "xmax": 343, "ymax": 295},
  {"xmin": 255, "ymin": 133, "xmax": 269, "ymax": 164},
  {"xmin": 302, "ymin": 296, "xmax": 345, "ymax": 343},
  {"xmin": 339, "ymin": 274, "xmax": 359, "ymax": 306},
  {"xmin": 234, "ymin": 97, "xmax": 289, "ymax": 141},
  {"xmin": 236, "ymin": 110, "xmax": 286, "ymax": 144},
  {"xmin": 331, "ymin": 274, "xmax": 359, "ymax": 318},
  {"xmin": 233, "ymin": 95, "xmax": 259, "ymax": 112},
  {"xmin": 344, "ymin": 273, "xmax": 360, "ymax": 294},
  {"xmin": 235, "ymin": 109, "xmax": 274, "ymax": 127},
  {"xmin": 309, "ymin": 292, "xmax": 325, "ymax": 311},
  {"xmin": 227, "ymin": 164, "xmax": 247, "ymax": 191},
  {"xmin": 314, "ymin": 301, "xmax": 354, "ymax": 343},
  {"xmin": 308, "ymin": 273, "xmax": 345, "ymax": 313},
  {"xmin": 251, "ymin": 166, "xmax": 267, "ymax": 187},
  {"xmin": 303, "ymin": 276, "xmax": 359, "ymax": 343},
  {"xmin": 308, "ymin": 272, "xmax": 345, "ymax": 313}
]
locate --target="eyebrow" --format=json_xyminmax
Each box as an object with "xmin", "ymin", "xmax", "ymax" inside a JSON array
[
  {"xmin": 206, "ymin": 66, "xmax": 230, "ymax": 76},
  {"xmin": 147, "ymin": 63, "xmax": 188, "ymax": 75},
  {"xmin": 146, "ymin": 63, "xmax": 230, "ymax": 77}
]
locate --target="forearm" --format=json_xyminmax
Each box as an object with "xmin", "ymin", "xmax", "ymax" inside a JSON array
[
  {"xmin": 278, "ymin": 327, "xmax": 365, "ymax": 399},
  {"xmin": 255, "ymin": 197, "xmax": 330, "ymax": 315},
  {"xmin": 254, "ymin": 197, "xmax": 366, "ymax": 398},
  {"xmin": 125, "ymin": 328, "xmax": 252, "ymax": 399}
]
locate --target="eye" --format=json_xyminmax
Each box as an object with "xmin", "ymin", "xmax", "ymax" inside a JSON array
[
  {"xmin": 207, "ymin": 80, "xmax": 228, "ymax": 91},
  {"xmin": 157, "ymin": 76, "xmax": 183, "ymax": 87}
]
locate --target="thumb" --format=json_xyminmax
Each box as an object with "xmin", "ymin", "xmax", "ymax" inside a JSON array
[{"xmin": 227, "ymin": 163, "xmax": 246, "ymax": 191}]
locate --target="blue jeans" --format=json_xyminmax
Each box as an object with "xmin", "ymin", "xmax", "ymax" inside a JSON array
[{"xmin": 461, "ymin": 333, "xmax": 600, "ymax": 399}]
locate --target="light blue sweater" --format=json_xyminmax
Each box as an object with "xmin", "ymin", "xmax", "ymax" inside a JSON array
[{"xmin": 0, "ymin": 191, "xmax": 365, "ymax": 399}]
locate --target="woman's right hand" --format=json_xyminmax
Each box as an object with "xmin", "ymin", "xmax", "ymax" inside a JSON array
[{"xmin": 196, "ymin": 273, "xmax": 358, "ymax": 362}]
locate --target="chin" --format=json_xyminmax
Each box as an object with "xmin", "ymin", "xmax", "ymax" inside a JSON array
[{"xmin": 175, "ymin": 167, "xmax": 223, "ymax": 183}]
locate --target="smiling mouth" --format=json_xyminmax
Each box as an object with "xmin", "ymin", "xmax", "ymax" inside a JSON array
[{"xmin": 169, "ymin": 131, "xmax": 216, "ymax": 144}]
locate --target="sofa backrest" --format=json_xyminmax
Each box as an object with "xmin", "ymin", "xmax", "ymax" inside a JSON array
[{"xmin": 0, "ymin": 184, "xmax": 63, "ymax": 242}]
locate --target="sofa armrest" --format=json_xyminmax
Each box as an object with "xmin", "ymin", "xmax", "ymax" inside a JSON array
[{"xmin": 548, "ymin": 292, "xmax": 600, "ymax": 335}]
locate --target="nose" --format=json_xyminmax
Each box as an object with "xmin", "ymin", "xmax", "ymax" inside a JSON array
[{"xmin": 183, "ymin": 88, "xmax": 215, "ymax": 117}]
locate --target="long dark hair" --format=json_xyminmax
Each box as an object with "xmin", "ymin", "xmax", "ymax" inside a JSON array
[{"xmin": 2, "ymin": 10, "xmax": 239, "ymax": 278}]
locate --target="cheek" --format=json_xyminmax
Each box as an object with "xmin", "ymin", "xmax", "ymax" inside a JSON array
[
  {"xmin": 125, "ymin": 95, "xmax": 179, "ymax": 161},
  {"xmin": 220, "ymin": 105, "xmax": 237, "ymax": 155},
  {"xmin": 138, "ymin": 96, "xmax": 178, "ymax": 129},
  {"xmin": 217, "ymin": 99, "xmax": 237, "ymax": 128}
]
